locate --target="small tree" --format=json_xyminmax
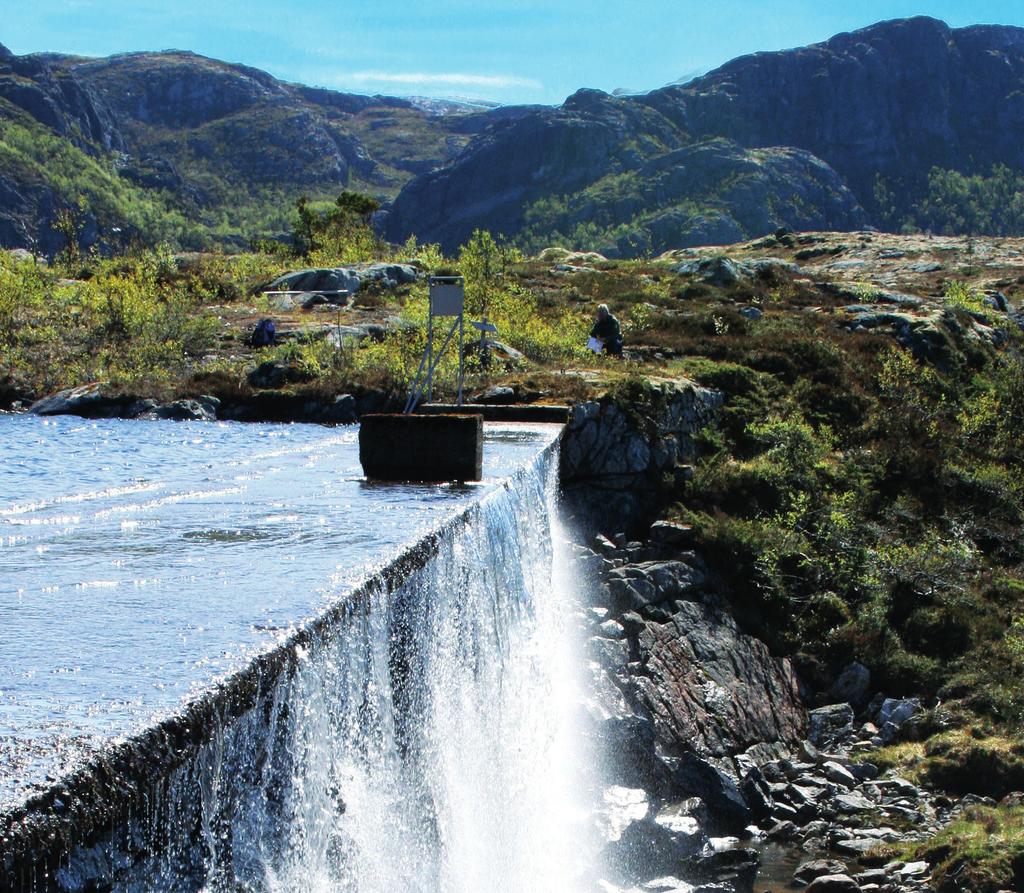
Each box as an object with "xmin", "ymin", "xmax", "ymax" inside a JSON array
[
  {"xmin": 292, "ymin": 191, "xmax": 382, "ymax": 257},
  {"xmin": 53, "ymin": 197, "xmax": 88, "ymax": 271},
  {"xmin": 334, "ymin": 191, "xmax": 380, "ymax": 229},
  {"xmin": 293, "ymin": 195, "xmax": 318, "ymax": 255},
  {"xmin": 458, "ymin": 229, "xmax": 522, "ymax": 316}
]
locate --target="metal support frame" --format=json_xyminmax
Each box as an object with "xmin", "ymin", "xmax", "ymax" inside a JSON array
[
  {"xmin": 404, "ymin": 317, "xmax": 462, "ymax": 414},
  {"xmin": 404, "ymin": 275, "xmax": 466, "ymax": 415}
]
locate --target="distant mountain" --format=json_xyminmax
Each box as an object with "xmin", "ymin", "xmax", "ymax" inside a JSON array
[
  {"xmin": 387, "ymin": 16, "xmax": 1024, "ymax": 256},
  {"xmin": 384, "ymin": 89, "xmax": 867, "ymax": 257},
  {"xmin": 0, "ymin": 46, "xmax": 491, "ymax": 252},
  {"xmin": 3, "ymin": 16, "xmax": 1024, "ymax": 257}
]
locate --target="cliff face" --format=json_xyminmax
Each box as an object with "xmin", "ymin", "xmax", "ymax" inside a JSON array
[
  {"xmin": 0, "ymin": 45, "xmax": 123, "ymax": 151},
  {"xmin": 652, "ymin": 16, "xmax": 1024, "ymax": 199},
  {"xmin": 387, "ymin": 17, "xmax": 1024, "ymax": 256}
]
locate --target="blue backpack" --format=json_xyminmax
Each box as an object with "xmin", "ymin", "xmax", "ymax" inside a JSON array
[{"xmin": 252, "ymin": 318, "xmax": 276, "ymax": 346}]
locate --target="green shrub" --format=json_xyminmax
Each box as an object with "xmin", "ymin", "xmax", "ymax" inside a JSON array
[{"xmin": 922, "ymin": 731, "xmax": 1024, "ymax": 798}]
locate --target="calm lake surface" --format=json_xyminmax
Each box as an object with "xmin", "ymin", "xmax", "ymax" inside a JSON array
[{"xmin": 0, "ymin": 414, "xmax": 559, "ymax": 806}]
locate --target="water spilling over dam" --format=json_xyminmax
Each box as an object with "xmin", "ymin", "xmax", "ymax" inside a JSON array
[{"xmin": 1, "ymin": 416, "xmax": 589, "ymax": 891}]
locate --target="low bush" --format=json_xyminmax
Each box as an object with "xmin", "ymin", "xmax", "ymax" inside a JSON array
[
  {"xmin": 902, "ymin": 805, "xmax": 1024, "ymax": 893},
  {"xmin": 921, "ymin": 731, "xmax": 1024, "ymax": 799}
]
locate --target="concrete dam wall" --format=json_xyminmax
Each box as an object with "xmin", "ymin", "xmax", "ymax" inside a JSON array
[{"xmin": 1, "ymin": 430, "xmax": 582, "ymax": 892}]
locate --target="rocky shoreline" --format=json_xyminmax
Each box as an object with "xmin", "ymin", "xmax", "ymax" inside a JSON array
[
  {"xmin": 10, "ymin": 381, "xmax": 373, "ymax": 424},
  {"xmin": 572, "ymin": 526, "xmax": 1012, "ymax": 893}
]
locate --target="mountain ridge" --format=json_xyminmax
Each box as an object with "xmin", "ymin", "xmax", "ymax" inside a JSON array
[
  {"xmin": 3, "ymin": 16, "xmax": 1024, "ymax": 256},
  {"xmin": 0, "ymin": 43, "xmax": 493, "ymax": 252},
  {"xmin": 387, "ymin": 16, "xmax": 1024, "ymax": 255}
]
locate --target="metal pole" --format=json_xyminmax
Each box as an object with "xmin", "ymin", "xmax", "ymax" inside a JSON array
[
  {"xmin": 457, "ymin": 311, "xmax": 465, "ymax": 406},
  {"xmin": 407, "ymin": 319, "xmax": 459, "ymax": 413},
  {"xmin": 426, "ymin": 308, "xmax": 434, "ymax": 403},
  {"xmin": 403, "ymin": 346, "xmax": 432, "ymax": 414}
]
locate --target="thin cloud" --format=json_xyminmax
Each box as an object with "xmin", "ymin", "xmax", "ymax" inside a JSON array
[{"xmin": 346, "ymin": 70, "xmax": 542, "ymax": 90}]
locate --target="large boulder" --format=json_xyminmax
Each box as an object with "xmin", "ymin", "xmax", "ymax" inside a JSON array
[
  {"xmin": 595, "ymin": 714, "xmax": 678, "ymax": 794},
  {"xmin": 601, "ymin": 814, "xmax": 705, "ymax": 883},
  {"xmin": 629, "ymin": 591, "xmax": 806, "ymax": 760},
  {"xmin": 876, "ymin": 697, "xmax": 920, "ymax": 728},
  {"xmin": 826, "ymin": 662, "xmax": 872, "ymax": 709},
  {"xmin": 267, "ymin": 267, "xmax": 360, "ymax": 295},
  {"xmin": 0, "ymin": 373, "xmax": 36, "ymax": 409},
  {"xmin": 683, "ymin": 847, "xmax": 759, "ymax": 891},
  {"xmin": 359, "ymin": 262, "xmax": 419, "ymax": 287},
  {"xmin": 605, "ymin": 561, "xmax": 707, "ymax": 616},
  {"xmin": 808, "ymin": 704, "xmax": 855, "ymax": 747},
  {"xmin": 147, "ymin": 398, "xmax": 217, "ymax": 421},
  {"xmin": 875, "ymin": 697, "xmax": 920, "ymax": 744},
  {"xmin": 561, "ymin": 378, "xmax": 721, "ymax": 529},
  {"xmin": 318, "ymin": 394, "xmax": 357, "ymax": 424},
  {"xmin": 247, "ymin": 360, "xmax": 313, "ymax": 390},
  {"xmin": 266, "ymin": 264, "xmax": 420, "ymax": 298},
  {"xmin": 669, "ymin": 753, "xmax": 751, "ymax": 836},
  {"xmin": 29, "ymin": 384, "xmax": 133, "ymax": 418},
  {"xmin": 806, "ymin": 875, "xmax": 861, "ymax": 893},
  {"xmin": 672, "ymin": 256, "xmax": 754, "ymax": 286},
  {"xmin": 795, "ymin": 859, "xmax": 850, "ymax": 886},
  {"xmin": 739, "ymin": 766, "xmax": 774, "ymax": 822}
]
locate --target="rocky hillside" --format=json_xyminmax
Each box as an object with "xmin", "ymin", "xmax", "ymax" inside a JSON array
[
  {"xmin": 388, "ymin": 16, "xmax": 1024, "ymax": 256},
  {"xmin": 0, "ymin": 44, "xmax": 489, "ymax": 253},
  {"xmin": 656, "ymin": 17, "xmax": 1024, "ymax": 203}
]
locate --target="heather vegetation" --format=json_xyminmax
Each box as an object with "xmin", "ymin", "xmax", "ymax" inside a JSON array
[
  {"xmin": 646, "ymin": 302, "xmax": 1024, "ymax": 733},
  {"xmin": 0, "ymin": 211, "xmax": 589, "ymax": 403},
  {"xmin": 882, "ymin": 799, "xmax": 1024, "ymax": 892}
]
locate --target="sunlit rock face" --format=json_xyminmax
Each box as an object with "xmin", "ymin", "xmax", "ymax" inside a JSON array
[{"xmin": 388, "ymin": 17, "xmax": 1024, "ymax": 256}]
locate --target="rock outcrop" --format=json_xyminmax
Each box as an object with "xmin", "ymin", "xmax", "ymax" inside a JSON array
[
  {"xmin": 266, "ymin": 263, "xmax": 420, "ymax": 297},
  {"xmin": 647, "ymin": 17, "xmax": 1024, "ymax": 205},
  {"xmin": 581, "ymin": 543, "xmax": 807, "ymax": 764},
  {"xmin": 27, "ymin": 386, "xmax": 223, "ymax": 422},
  {"xmin": 24, "ymin": 383, "xmax": 366, "ymax": 425},
  {"xmin": 560, "ymin": 377, "xmax": 722, "ymax": 530},
  {"xmin": 633, "ymin": 588, "xmax": 807, "ymax": 759},
  {"xmin": 0, "ymin": 49, "xmax": 123, "ymax": 151}
]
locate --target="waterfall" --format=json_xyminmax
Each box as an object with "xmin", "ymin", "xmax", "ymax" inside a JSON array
[{"xmin": 46, "ymin": 441, "xmax": 589, "ymax": 893}]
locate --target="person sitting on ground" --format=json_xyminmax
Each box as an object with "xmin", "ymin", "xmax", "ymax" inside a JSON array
[{"xmin": 590, "ymin": 303, "xmax": 623, "ymax": 356}]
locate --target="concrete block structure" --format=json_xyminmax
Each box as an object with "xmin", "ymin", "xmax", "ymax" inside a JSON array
[{"xmin": 359, "ymin": 414, "xmax": 483, "ymax": 481}]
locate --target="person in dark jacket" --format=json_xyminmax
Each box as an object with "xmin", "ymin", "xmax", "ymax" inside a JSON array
[{"xmin": 590, "ymin": 304, "xmax": 623, "ymax": 355}]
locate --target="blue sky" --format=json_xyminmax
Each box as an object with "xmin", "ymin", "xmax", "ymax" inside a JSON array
[{"xmin": 5, "ymin": 1, "xmax": 1024, "ymax": 105}]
